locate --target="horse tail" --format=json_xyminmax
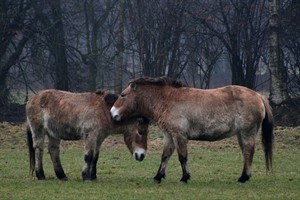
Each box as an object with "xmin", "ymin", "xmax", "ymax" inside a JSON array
[
  {"xmin": 261, "ymin": 96, "xmax": 274, "ymax": 172},
  {"xmin": 27, "ymin": 125, "xmax": 35, "ymax": 176}
]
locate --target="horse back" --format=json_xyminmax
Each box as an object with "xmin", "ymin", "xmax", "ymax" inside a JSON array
[
  {"xmin": 165, "ymin": 86, "xmax": 266, "ymax": 140},
  {"xmin": 26, "ymin": 89, "xmax": 111, "ymax": 140}
]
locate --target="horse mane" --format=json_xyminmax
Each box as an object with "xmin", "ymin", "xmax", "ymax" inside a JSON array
[
  {"xmin": 95, "ymin": 90, "xmax": 107, "ymax": 95},
  {"xmin": 129, "ymin": 76, "xmax": 186, "ymax": 88}
]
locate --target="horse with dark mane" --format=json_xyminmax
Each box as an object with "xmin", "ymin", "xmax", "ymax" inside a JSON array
[
  {"xmin": 26, "ymin": 89, "xmax": 148, "ymax": 181},
  {"xmin": 110, "ymin": 76, "xmax": 274, "ymax": 183}
]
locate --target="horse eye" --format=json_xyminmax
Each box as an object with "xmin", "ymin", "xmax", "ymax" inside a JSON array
[
  {"xmin": 120, "ymin": 93, "xmax": 126, "ymax": 98},
  {"xmin": 138, "ymin": 131, "xmax": 143, "ymax": 135}
]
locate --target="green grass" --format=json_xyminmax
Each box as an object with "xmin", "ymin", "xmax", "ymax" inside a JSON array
[{"xmin": 0, "ymin": 123, "xmax": 300, "ymax": 199}]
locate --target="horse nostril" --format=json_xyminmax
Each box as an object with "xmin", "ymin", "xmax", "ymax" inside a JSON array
[
  {"xmin": 113, "ymin": 115, "xmax": 121, "ymax": 121},
  {"xmin": 140, "ymin": 153, "xmax": 145, "ymax": 161}
]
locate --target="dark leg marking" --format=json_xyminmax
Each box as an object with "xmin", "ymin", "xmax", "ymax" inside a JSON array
[
  {"xmin": 179, "ymin": 154, "xmax": 190, "ymax": 183},
  {"xmin": 82, "ymin": 153, "xmax": 93, "ymax": 181},
  {"xmin": 237, "ymin": 133, "xmax": 255, "ymax": 183},
  {"xmin": 153, "ymin": 155, "xmax": 168, "ymax": 184},
  {"xmin": 48, "ymin": 138, "xmax": 67, "ymax": 181},
  {"xmin": 90, "ymin": 152, "xmax": 99, "ymax": 180}
]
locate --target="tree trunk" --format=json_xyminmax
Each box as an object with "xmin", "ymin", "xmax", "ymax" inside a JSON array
[
  {"xmin": 114, "ymin": 0, "xmax": 125, "ymax": 94},
  {"xmin": 84, "ymin": 0, "xmax": 97, "ymax": 91},
  {"xmin": 49, "ymin": 0, "xmax": 69, "ymax": 91},
  {"xmin": 268, "ymin": 0, "xmax": 289, "ymax": 105}
]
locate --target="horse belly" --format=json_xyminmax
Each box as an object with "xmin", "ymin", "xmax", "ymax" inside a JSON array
[
  {"xmin": 43, "ymin": 113, "xmax": 82, "ymax": 140},
  {"xmin": 187, "ymin": 123, "xmax": 235, "ymax": 141}
]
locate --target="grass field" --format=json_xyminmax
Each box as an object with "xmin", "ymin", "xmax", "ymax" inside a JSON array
[{"xmin": 0, "ymin": 123, "xmax": 299, "ymax": 200}]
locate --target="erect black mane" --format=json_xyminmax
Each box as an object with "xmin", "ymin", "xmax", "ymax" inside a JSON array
[
  {"xmin": 95, "ymin": 90, "xmax": 105, "ymax": 95},
  {"xmin": 129, "ymin": 76, "xmax": 186, "ymax": 88}
]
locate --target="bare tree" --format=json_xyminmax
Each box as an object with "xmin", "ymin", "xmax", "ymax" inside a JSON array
[
  {"xmin": 280, "ymin": 0, "xmax": 300, "ymax": 99},
  {"xmin": 0, "ymin": 0, "xmax": 33, "ymax": 105},
  {"xmin": 126, "ymin": 0, "xmax": 189, "ymax": 78},
  {"xmin": 33, "ymin": 0, "xmax": 69, "ymax": 90},
  {"xmin": 194, "ymin": 0, "xmax": 268, "ymax": 89},
  {"xmin": 268, "ymin": 0, "xmax": 289, "ymax": 105},
  {"xmin": 185, "ymin": 9, "xmax": 223, "ymax": 88},
  {"xmin": 82, "ymin": 0, "xmax": 117, "ymax": 91}
]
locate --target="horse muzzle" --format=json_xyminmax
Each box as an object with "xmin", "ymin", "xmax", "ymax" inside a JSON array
[
  {"xmin": 110, "ymin": 106, "xmax": 122, "ymax": 121},
  {"xmin": 133, "ymin": 148, "xmax": 146, "ymax": 161}
]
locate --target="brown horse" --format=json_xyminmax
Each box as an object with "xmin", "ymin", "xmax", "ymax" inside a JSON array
[
  {"xmin": 110, "ymin": 76, "xmax": 274, "ymax": 183},
  {"xmin": 26, "ymin": 89, "xmax": 149, "ymax": 181}
]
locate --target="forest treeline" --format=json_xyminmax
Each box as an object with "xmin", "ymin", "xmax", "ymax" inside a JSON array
[{"xmin": 1, "ymin": 0, "xmax": 299, "ymax": 107}]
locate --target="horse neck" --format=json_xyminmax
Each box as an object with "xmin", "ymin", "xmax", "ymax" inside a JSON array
[{"xmin": 137, "ymin": 86, "xmax": 172, "ymax": 121}]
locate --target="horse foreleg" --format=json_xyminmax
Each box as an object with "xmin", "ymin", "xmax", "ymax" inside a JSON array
[
  {"xmin": 174, "ymin": 136, "xmax": 190, "ymax": 183},
  {"xmin": 237, "ymin": 134, "xmax": 256, "ymax": 183},
  {"xmin": 82, "ymin": 149, "xmax": 93, "ymax": 181},
  {"xmin": 153, "ymin": 134, "xmax": 175, "ymax": 183},
  {"xmin": 90, "ymin": 151, "xmax": 99, "ymax": 180},
  {"xmin": 48, "ymin": 137, "xmax": 67, "ymax": 181},
  {"xmin": 90, "ymin": 137, "xmax": 105, "ymax": 180},
  {"xmin": 82, "ymin": 133, "xmax": 103, "ymax": 181}
]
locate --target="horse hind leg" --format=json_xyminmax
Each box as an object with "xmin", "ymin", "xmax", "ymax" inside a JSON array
[
  {"xmin": 90, "ymin": 137, "xmax": 105, "ymax": 181},
  {"xmin": 48, "ymin": 137, "xmax": 67, "ymax": 180},
  {"xmin": 82, "ymin": 150, "xmax": 99, "ymax": 181},
  {"xmin": 32, "ymin": 128, "xmax": 46, "ymax": 180},
  {"xmin": 90, "ymin": 151, "xmax": 99, "ymax": 180},
  {"xmin": 237, "ymin": 132, "xmax": 256, "ymax": 183},
  {"xmin": 82, "ymin": 135, "xmax": 104, "ymax": 181},
  {"xmin": 153, "ymin": 133, "xmax": 175, "ymax": 183},
  {"xmin": 174, "ymin": 136, "xmax": 190, "ymax": 183}
]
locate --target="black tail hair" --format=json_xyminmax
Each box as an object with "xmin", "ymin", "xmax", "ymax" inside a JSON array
[
  {"xmin": 261, "ymin": 97, "xmax": 274, "ymax": 172},
  {"xmin": 27, "ymin": 126, "xmax": 35, "ymax": 176}
]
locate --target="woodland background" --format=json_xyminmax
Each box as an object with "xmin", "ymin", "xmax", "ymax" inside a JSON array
[{"xmin": 1, "ymin": 0, "xmax": 300, "ymax": 124}]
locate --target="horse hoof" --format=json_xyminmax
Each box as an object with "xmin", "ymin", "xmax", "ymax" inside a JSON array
[
  {"xmin": 36, "ymin": 170, "xmax": 45, "ymax": 180},
  {"xmin": 238, "ymin": 175, "xmax": 250, "ymax": 183},
  {"xmin": 180, "ymin": 180, "xmax": 188, "ymax": 184},
  {"xmin": 180, "ymin": 173, "xmax": 190, "ymax": 183},
  {"xmin": 180, "ymin": 177, "xmax": 189, "ymax": 184},
  {"xmin": 153, "ymin": 173, "xmax": 165, "ymax": 184},
  {"xmin": 59, "ymin": 177, "xmax": 68, "ymax": 181},
  {"xmin": 153, "ymin": 178, "xmax": 162, "ymax": 184},
  {"xmin": 36, "ymin": 175, "xmax": 46, "ymax": 180}
]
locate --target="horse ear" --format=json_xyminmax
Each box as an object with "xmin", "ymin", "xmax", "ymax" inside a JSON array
[
  {"xmin": 104, "ymin": 93, "xmax": 118, "ymax": 104},
  {"xmin": 130, "ymin": 83, "xmax": 136, "ymax": 91}
]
